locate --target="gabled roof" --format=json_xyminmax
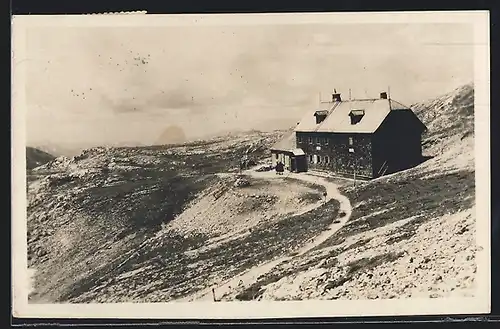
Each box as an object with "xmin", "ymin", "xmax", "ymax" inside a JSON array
[
  {"xmin": 291, "ymin": 148, "xmax": 305, "ymax": 156},
  {"xmin": 271, "ymin": 130, "xmax": 296, "ymax": 152},
  {"xmin": 271, "ymin": 132, "xmax": 307, "ymax": 156},
  {"xmin": 294, "ymin": 98, "xmax": 420, "ymax": 134}
]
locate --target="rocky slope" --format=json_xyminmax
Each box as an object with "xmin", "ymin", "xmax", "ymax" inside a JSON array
[{"xmin": 413, "ymin": 82, "xmax": 474, "ymax": 165}]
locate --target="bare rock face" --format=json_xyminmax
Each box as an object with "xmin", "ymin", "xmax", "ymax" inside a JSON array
[{"xmin": 155, "ymin": 125, "xmax": 187, "ymax": 145}]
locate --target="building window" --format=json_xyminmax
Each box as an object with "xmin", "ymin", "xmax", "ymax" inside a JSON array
[
  {"xmin": 316, "ymin": 137, "xmax": 321, "ymax": 145},
  {"xmin": 317, "ymin": 155, "xmax": 322, "ymax": 163},
  {"xmin": 324, "ymin": 138, "xmax": 329, "ymax": 145},
  {"xmin": 308, "ymin": 137, "xmax": 313, "ymax": 144},
  {"xmin": 325, "ymin": 155, "xmax": 330, "ymax": 164},
  {"xmin": 309, "ymin": 154, "xmax": 313, "ymax": 163},
  {"xmin": 348, "ymin": 137, "xmax": 354, "ymax": 146},
  {"xmin": 297, "ymin": 135, "xmax": 302, "ymax": 143}
]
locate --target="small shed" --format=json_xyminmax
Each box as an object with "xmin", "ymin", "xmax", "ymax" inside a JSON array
[{"xmin": 270, "ymin": 132, "xmax": 308, "ymax": 173}]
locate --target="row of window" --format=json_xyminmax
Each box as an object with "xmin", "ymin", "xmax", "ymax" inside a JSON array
[
  {"xmin": 298, "ymin": 136, "xmax": 354, "ymax": 146},
  {"xmin": 308, "ymin": 154, "xmax": 330, "ymax": 164}
]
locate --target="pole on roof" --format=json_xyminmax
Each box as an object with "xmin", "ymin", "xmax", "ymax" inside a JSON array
[
  {"xmin": 388, "ymin": 86, "xmax": 392, "ymax": 110},
  {"xmin": 350, "ymin": 87, "xmax": 356, "ymax": 188},
  {"xmin": 349, "ymin": 88, "xmax": 352, "ymax": 113}
]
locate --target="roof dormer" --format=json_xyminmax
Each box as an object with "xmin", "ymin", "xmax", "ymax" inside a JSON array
[
  {"xmin": 314, "ymin": 110, "xmax": 329, "ymax": 124},
  {"xmin": 349, "ymin": 109, "xmax": 365, "ymax": 125}
]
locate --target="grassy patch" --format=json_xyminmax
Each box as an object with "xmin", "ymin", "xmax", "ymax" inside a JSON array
[
  {"xmin": 384, "ymin": 215, "xmax": 428, "ymax": 245},
  {"xmin": 299, "ymin": 192, "xmax": 324, "ymax": 203},
  {"xmin": 320, "ymin": 170, "xmax": 474, "ymax": 248},
  {"xmin": 79, "ymin": 169, "xmax": 214, "ymax": 233}
]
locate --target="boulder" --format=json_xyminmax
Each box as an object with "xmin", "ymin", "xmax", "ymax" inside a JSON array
[{"xmin": 234, "ymin": 178, "xmax": 250, "ymax": 188}]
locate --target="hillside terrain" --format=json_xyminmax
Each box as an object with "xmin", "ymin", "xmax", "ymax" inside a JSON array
[
  {"xmin": 28, "ymin": 130, "xmax": 325, "ymax": 302},
  {"xmin": 26, "ymin": 147, "xmax": 56, "ymax": 170},
  {"xmin": 26, "ymin": 83, "xmax": 477, "ymax": 303},
  {"xmin": 203, "ymin": 83, "xmax": 477, "ymax": 301}
]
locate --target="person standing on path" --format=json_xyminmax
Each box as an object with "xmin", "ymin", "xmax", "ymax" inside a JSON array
[{"xmin": 275, "ymin": 161, "xmax": 284, "ymax": 175}]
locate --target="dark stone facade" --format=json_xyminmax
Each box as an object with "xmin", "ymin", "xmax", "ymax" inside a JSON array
[{"xmin": 296, "ymin": 132, "xmax": 374, "ymax": 179}]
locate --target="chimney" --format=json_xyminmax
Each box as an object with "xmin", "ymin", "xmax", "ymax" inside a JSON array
[
  {"xmin": 380, "ymin": 92, "xmax": 388, "ymax": 99},
  {"xmin": 332, "ymin": 93, "xmax": 342, "ymax": 102}
]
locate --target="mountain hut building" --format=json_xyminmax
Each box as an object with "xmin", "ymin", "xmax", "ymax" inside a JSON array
[{"xmin": 272, "ymin": 91, "xmax": 427, "ymax": 179}]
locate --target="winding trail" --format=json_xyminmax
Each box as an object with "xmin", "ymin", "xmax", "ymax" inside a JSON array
[{"xmin": 177, "ymin": 168, "xmax": 352, "ymax": 302}]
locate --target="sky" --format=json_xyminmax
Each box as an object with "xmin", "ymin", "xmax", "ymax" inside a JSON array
[{"xmin": 23, "ymin": 21, "xmax": 474, "ymax": 149}]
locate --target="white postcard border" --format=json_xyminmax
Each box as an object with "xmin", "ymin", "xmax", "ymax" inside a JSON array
[{"xmin": 11, "ymin": 11, "xmax": 491, "ymax": 319}]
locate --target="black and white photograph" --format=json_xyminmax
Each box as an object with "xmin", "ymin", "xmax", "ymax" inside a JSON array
[{"xmin": 12, "ymin": 11, "xmax": 490, "ymax": 319}]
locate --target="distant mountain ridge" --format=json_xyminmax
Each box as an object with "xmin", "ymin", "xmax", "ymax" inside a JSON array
[
  {"xmin": 29, "ymin": 143, "xmax": 85, "ymax": 158},
  {"xmin": 26, "ymin": 147, "xmax": 56, "ymax": 170}
]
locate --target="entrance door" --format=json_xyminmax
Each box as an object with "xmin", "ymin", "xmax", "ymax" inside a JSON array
[
  {"xmin": 290, "ymin": 157, "xmax": 296, "ymax": 172},
  {"xmin": 284, "ymin": 155, "xmax": 290, "ymax": 170}
]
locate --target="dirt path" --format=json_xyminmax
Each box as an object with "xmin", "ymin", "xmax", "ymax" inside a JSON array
[{"xmin": 177, "ymin": 169, "xmax": 352, "ymax": 302}]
